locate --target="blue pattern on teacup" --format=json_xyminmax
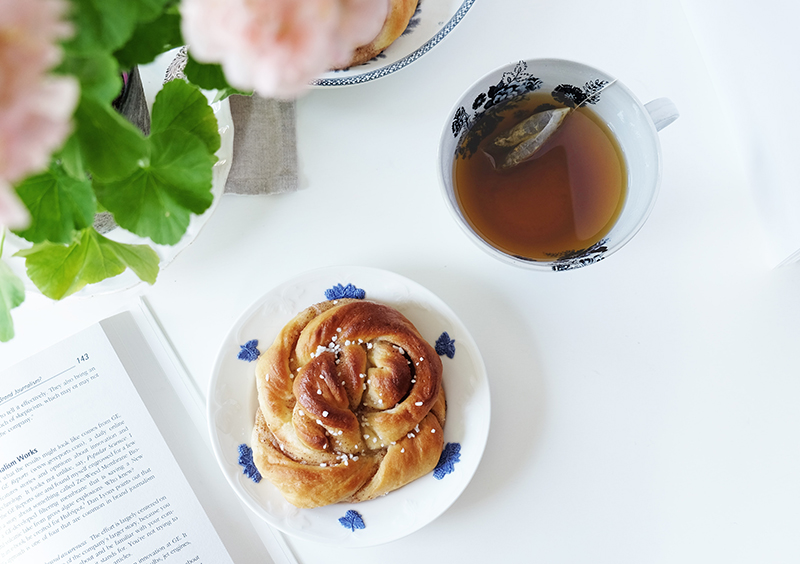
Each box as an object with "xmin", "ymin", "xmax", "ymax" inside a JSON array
[
  {"xmin": 451, "ymin": 60, "xmax": 611, "ymax": 164},
  {"xmin": 547, "ymin": 239, "xmax": 609, "ymax": 272},
  {"xmin": 553, "ymin": 80, "xmax": 611, "ymax": 108}
]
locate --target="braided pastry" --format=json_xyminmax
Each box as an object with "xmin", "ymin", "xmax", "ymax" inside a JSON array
[
  {"xmin": 333, "ymin": 0, "xmax": 419, "ymax": 69},
  {"xmin": 251, "ymin": 299, "xmax": 446, "ymax": 508}
]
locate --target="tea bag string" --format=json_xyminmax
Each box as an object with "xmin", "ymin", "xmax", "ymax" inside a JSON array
[{"xmin": 570, "ymin": 78, "xmax": 618, "ymax": 110}]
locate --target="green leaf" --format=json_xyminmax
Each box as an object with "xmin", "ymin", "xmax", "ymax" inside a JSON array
[
  {"xmin": 103, "ymin": 239, "xmax": 160, "ymax": 283},
  {"xmin": 184, "ymin": 54, "xmax": 251, "ymax": 99},
  {"xmin": 93, "ymin": 129, "xmax": 216, "ymax": 245},
  {"xmin": 183, "ymin": 55, "xmax": 228, "ymax": 90},
  {"xmin": 64, "ymin": 0, "xmax": 171, "ymax": 55},
  {"xmin": 151, "ymin": 79, "xmax": 221, "ymax": 154},
  {"xmin": 13, "ymin": 164, "xmax": 96, "ymax": 244},
  {"xmin": 58, "ymin": 51, "xmax": 121, "ymax": 104},
  {"xmin": 16, "ymin": 234, "xmax": 89, "ymax": 299},
  {"xmin": 126, "ymin": 0, "xmax": 169, "ymax": 25},
  {"xmin": 0, "ymin": 260, "xmax": 26, "ymax": 342},
  {"xmin": 65, "ymin": 0, "xmax": 139, "ymax": 54},
  {"xmin": 114, "ymin": 12, "xmax": 183, "ymax": 69},
  {"xmin": 56, "ymin": 134, "xmax": 87, "ymax": 180},
  {"xmin": 15, "ymin": 229, "xmax": 159, "ymax": 300},
  {"xmin": 74, "ymin": 97, "xmax": 147, "ymax": 181}
]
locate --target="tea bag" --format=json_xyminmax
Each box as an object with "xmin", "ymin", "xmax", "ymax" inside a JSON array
[{"xmin": 483, "ymin": 107, "xmax": 571, "ymax": 170}]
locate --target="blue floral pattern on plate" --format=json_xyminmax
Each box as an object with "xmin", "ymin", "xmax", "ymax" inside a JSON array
[
  {"xmin": 237, "ymin": 339, "xmax": 260, "ymax": 362},
  {"xmin": 339, "ymin": 509, "xmax": 366, "ymax": 531}
]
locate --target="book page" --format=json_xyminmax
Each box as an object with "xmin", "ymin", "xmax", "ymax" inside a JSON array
[
  {"xmin": 0, "ymin": 323, "xmax": 235, "ymax": 564},
  {"xmin": 100, "ymin": 307, "xmax": 291, "ymax": 564}
]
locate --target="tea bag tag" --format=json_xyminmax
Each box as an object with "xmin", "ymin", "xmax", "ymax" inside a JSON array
[{"xmin": 483, "ymin": 107, "xmax": 571, "ymax": 170}]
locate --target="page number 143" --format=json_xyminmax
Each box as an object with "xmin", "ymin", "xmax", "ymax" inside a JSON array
[{"xmin": 77, "ymin": 353, "xmax": 89, "ymax": 363}]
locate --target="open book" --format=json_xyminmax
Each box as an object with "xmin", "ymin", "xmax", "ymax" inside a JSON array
[{"xmin": 0, "ymin": 302, "xmax": 296, "ymax": 564}]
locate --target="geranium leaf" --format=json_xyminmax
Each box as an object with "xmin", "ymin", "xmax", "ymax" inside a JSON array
[
  {"xmin": 0, "ymin": 260, "xmax": 25, "ymax": 342},
  {"xmin": 13, "ymin": 164, "xmax": 96, "ymax": 244},
  {"xmin": 127, "ymin": 0, "xmax": 170, "ymax": 24},
  {"xmin": 183, "ymin": 55, "xmax": 229, "ymax": 91},
  {"xmin": 183, "ymin": 54, "xmax": 251, "ymax": 100},
  {"xmin": 15, "ymin": 235, "xmax": 89, "ymax": 300},
  {"xmin": 93, "ymin": 129, "xmax": 216, "ymax": 245},
  {"xmin": 65, "ymin": 0, "xmax": 140, "ymax": 54},
  {"xmin": 65, "ymin": 0, "xmax": 171, "ymax": 54},
  {"xmin": 114, "ymin": 11, "xmax": 183, "ymax": 69},
  {"xmin": 14, "ymin": 229, "xmax": 159, "ymax": 300},
  {"xmin": 101, "ymin": 238, "xmax": 159, "ymax": 284},
  {"xmin": 74, "ymin": 97, "xmax": 147, "ymax": 181},
  {"xmin": 58, "ymin": 51, "xmax": 121, "ymax": 104},
  {"xmin": 81, "ymin": 230, "xmax": 159, "ymax": 285},
  {"xmin": 151, "ymin": 80, "xmax": 220, "ymax": 154},
  {"xmin": 56, "ymin": 134, "xmax": 87, "ymax": 180}
]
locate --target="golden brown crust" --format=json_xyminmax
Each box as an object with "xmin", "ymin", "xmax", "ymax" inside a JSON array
[
  {"xmin": 252, "ymin": 299, "xmax": 445, "ymax": 508},
  {"xmin": 333, "ymin": 0, "xmax": 419, "ymax": 69}
]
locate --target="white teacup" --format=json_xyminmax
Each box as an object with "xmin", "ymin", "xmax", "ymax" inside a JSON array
[{"xmin": 438, "ymin": 58, "xmax": 678, "ymax": 271}]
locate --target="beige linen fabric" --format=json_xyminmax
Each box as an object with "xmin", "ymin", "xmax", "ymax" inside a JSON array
[
  {"xmin": 164, "ymin": 47, "xmax": 298, "ymax": 196},
  {"xmin": 225, "ymin": 95, "xmax": 298, "ymax": 195}
]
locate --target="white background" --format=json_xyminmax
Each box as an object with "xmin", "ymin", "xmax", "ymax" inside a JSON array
[{"xmin": 2, "ymin": 0, "xmax": 800, "ymax": 562}]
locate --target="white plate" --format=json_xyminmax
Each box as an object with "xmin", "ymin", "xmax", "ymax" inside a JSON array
[
  {"xmin": 1, "ymin": 48, "xmax": 233, "ymax": 298},
  {"xmin": 208, "ymin": 266, "xmax": 490, "ymax": 546},
  {"xmin": 312, "ymin": 0, "xmax": 477, "ymax": 87}
]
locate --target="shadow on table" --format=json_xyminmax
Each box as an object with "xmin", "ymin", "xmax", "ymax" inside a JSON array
[{"xmin": 402, "ymin": 263, "xmax": 548, "ymax": 511}]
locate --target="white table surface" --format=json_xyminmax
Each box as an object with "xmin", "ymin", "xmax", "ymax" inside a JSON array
[{"xmin": 3, "ymin": 0, "xmax": 800, "ymax": 562}]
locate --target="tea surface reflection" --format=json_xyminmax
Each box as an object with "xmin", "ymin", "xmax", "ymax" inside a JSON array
[{"xmin": 453, "ymin": 93, "xmax": 627, "ymax": 260}]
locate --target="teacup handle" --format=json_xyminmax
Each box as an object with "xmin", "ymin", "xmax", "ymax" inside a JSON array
[{"xmin": 644, "ymin": 98, "xmax": 679, "ymax": 131}]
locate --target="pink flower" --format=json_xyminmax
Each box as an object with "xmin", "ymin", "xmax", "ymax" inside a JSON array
[
  {"xmin": 0, "ymin": 0, "xmax": 78, "ymax": 228},
  {"xmin": 0, "ymin": 179, "xmax": 29, "ymax": 228},
  {"xmin": 181, "ymin": 0, "xmax": 390, "ymax": 99}
]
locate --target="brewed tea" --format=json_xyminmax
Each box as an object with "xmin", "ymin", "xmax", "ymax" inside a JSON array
[{"xmin": 453, "ymin": 92, "xmax": 626, "ymax": 261}]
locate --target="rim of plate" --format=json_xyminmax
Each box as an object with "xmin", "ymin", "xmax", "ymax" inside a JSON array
[{"xmin": 312, "ymin": 0, "xmax": 476, "ymax": 87}]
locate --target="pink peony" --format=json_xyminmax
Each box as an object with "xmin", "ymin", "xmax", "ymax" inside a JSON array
[
  {"xmin": 0, "ymin": 0, "xmax": 78, "ymax": 228},
  {"xmin": 181, "ymin": 0, "xmax": 390, "ymax": 99}
]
